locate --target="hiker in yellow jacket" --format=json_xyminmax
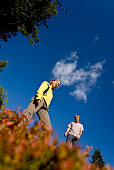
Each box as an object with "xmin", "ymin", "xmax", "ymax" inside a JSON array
[{"xmin": 23, "ymin": 79, "xmax": 61, "ymax": 130}]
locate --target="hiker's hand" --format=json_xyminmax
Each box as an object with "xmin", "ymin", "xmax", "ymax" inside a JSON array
[
  {"xmin": 37, "ymin": 100, "xmax": 41, "ymax": 104},
  {"xmin": 36, "ymin": 99, "xmax": 41, "ymax": 104},
  {"xmin": 64, "ymin": 132, "xmax": 67, "ymax": 137}
]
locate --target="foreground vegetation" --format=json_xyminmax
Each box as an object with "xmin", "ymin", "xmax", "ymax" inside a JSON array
[{"xmin": 0, "ymin": 108, "xmax": 113, "ymax": 170}]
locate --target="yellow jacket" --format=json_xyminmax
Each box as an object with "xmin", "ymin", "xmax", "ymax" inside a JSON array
[{"xmin": 36, "ymin": 81, "xmax": 53, "ymax": 108}]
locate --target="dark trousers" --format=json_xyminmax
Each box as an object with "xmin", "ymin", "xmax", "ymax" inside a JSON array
[{"xmin": 66, "ymin": 134, "xmax": 79, "ymax": 147}]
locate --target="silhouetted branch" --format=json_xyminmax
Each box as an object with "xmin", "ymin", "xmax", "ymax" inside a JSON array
[{"xmin": 56, "ymin": 0, "xmax": 67, "ymax": 13}]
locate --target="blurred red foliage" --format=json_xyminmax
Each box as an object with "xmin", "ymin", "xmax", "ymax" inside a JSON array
[{"xmin": 0, "ymin": 108, "xmax": 113, "ymax": 170}]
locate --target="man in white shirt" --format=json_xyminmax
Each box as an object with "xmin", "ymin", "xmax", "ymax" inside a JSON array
[{"xmin": 64, "ymin": 115, "xmax": 84, "ymax": 146}]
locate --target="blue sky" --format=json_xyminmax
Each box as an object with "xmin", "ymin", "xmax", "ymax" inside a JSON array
[{"xmin": 0, "ymin": 0, "xmax": 114, "ymax": 166}]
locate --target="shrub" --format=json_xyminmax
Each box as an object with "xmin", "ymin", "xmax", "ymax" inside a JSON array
[{"xmin": 0, "ymin": 108, "xmax": 113, "ymax": 170}]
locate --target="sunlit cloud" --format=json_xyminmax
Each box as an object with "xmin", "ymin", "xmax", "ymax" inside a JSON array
[
  {"xmin": 94, "ymin": 34, "xmax": 100, "ymax": 42},
  {"xmin": 52, "ymin": 51, "xmax": 105, "ymax": 102}
]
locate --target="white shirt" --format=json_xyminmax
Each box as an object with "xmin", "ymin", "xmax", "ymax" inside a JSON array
[{"xmin": 68, "ymin": 122, "xmax": 84, "ymax": 137}]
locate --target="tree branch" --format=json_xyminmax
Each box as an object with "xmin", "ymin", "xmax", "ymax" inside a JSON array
[{"xmin": 56, "ymin": 0, "xmax": 67, "ymax": 13}]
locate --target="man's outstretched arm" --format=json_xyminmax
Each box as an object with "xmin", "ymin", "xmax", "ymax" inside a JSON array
[{"xmin": 64, "ymin": 127, "xmax": 70, "ymax": 137}]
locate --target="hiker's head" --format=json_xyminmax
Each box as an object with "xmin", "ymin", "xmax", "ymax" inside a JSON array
[
  {"xmin": 50, "ymin": 79, "xmax": 61, "ymax": 88},
  {"xmin": 74, "ymin": 115, "xmax": 80, "ymax": 122}
]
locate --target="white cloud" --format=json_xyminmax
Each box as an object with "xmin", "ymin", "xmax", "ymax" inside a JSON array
[
  {"xmin": 52, "ymin": 51, "xmax": 105, "ymax": 102},
  {"xmin": 94, "ymin": 34, "xmax": 100, "ymax": 42},
  {"xmin": 52, "ymin": 60, "xmax": 77, "ymax": 86},
  {"xmin": 67, "ymin": 51, "xmax": 78, "ymax": 61},
  {"xmin": 70, "ymin": 85, "xmax": 88, "ymax": 102}
]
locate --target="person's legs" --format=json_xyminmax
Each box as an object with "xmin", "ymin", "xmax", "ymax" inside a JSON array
[
  {"xmin": 37, "ymin": 108, "xmax": 52, "ymax": 130},
  {"xmin": 23, "ymin": 98, "xmax": 52, "ymax": 130},
  {"xmin": 22, "ymin": 97, "xmax": 44, "ymax": 122},
  {"xmin": 33, "ymin": 98, "xmax": 45, "ymax": 114},
  {"xmin": 72, "ymin": 136, "xmax": 79, "ymax": 147},
  {"xmin": 66, "ymin": 134, "xmax": 73, "ymax": 145},
  {"xmin": 22, "ymin": 97, "xmax": 35, "ymax": 121}
]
